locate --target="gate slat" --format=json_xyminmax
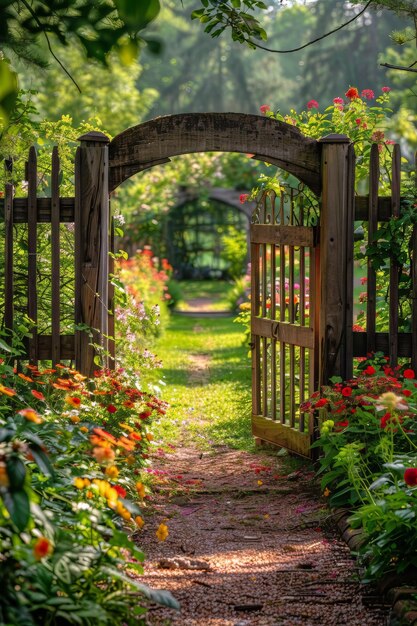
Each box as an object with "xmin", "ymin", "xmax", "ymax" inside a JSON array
[
  {"xmin": 270, "ymin": 194, "xmax": 277, "ymax": 421},
  {"xmin": 389, "ymin": 145, "xmax": 401, "ymax": 367},
  {"xmin": 279, "ymin": 194, "xmax": 286, "ymax": 424},
  {"xmin": 261, "ymin": 198, "xmax": 268, "ymax": 416},
  {"xmin": 366, "ymin": 144, "xmax": 379, "ymax": 354},
  {"xmin": 299, "ymin": 196, "xmax": 306, "ymax": 431},
  {"xmin": 250, "ymin": 224, "xmax": 314, "ymax": 246},
  {"xmin": 251, "ymin": 240, "xmax": 261, "ymax": 416},
  {"xmin": 27, "ymin": 147, "xmax": 38, "ymax": 364},
  {"xmin": 4, "ymin": 177, "xmax": 14, "ymax": 336},
  {"xmin": 289, "ymin": 190, "xmax": 295, "ymax": 427},
  {"xmin": 51, "ymin": 147, "xmax": 61, "ymax": 365}
]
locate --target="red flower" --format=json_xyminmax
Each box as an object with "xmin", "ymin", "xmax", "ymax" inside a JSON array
[
  {"xmin": 361, "ymin": 89, "xmax": 374, "ymax": 100},
  {"xmin": 307, "ymin": 99, "xmax": 319, "ymax": 110},
  {"xmin": 382, "ymin": 86, "xmax": 391, "ymax": 93},
  {"xmin": 259, "ymin": 104, "xmax": 270, "ymax": 114},
  {"xmin": 355, "ymin": 118, "xmax": 361, "ymax": 125},
  {"xmin": 345, "ymin": 87, "xmax": 359, "ymax": 99},
  {"xmin": 31, "ymin": 389, "xmax": 46, "ymax": 401},
  {"xmin": 364, "ymin": 365, "xmax": 376, "ymax": 375},
  {"xmin": 404, "ymin": 369, "xmax": 415, "ymax": 380},
  {"xmin": 402, "ymin": 389, "xmax": 412, "ymax": 397},
  {"xmin": 404, "ymin": 468, "xmax": 417, "ymax": 486},
  {"xmin": 107, "ymin": 404, "xmax": 117, "ymax": 413},
  {"xmin": 114, "ymin": 484, "xmax": 127, "ymax": 498},
  {"xmin": 341, "ymin": 387, "xmax": 352, "ymax": 397},
  {"xmin": 239, "ymin": 194, "xmax": 249, "ymax": 204},
  {"xmin": 333, "ymin": 97, "xmax": 344, "ymax": 105},
  {"xmin": 33, "ymin": 537, "xmax": 53, "ymax": 560},
  {"xmin": 315, "ymin": 398, "xmax": 328, "ymax": 408}
]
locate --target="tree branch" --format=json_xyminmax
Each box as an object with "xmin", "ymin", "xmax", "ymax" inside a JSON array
[
  {"xmin": 246, "ymin": 0, "xmax": 373, "ymax": 54},
  {"xmin": 380, "ymin": 62, "xmax": 417, "ymax": 73},
  {"xmin": 19, "ymin": 0, "xmax": 81, "ymax": 92}
]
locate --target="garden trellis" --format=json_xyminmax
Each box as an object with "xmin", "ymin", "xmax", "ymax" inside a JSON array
[{"xmin": 1, "ymin": 113, "xmax": 416, "ymax": 457}]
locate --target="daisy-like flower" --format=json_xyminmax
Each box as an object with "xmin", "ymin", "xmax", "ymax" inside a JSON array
[{"xmin": 376, "ymin": 392, "xmax": 408, "ymax": 412}]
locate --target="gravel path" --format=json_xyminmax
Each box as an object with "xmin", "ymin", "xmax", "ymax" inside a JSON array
[{"xmin": 137, "ymin": 445, "xmax": 390, "ymax": 626}]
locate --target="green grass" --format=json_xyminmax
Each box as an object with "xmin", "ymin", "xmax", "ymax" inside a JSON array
[
  {"xmin": 175, "ymin": 280, "xmax": 234, "ymax": 311},
  {"xmin": 151, "ymin": 314, "xmax": 254, "ymax": 451}
]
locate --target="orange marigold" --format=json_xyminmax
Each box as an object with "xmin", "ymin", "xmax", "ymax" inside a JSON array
[
  {"xmin": 93, "ymin": 446, "xmax": 115, "ymax": 464},
  {"xmin": 33, "ymin": 536, "xmax": 53, "ymax": 560}
]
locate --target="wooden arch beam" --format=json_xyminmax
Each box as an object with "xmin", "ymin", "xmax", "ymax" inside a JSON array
[{"xmin": 108, "ymin": 113, "xmax": 322, "ymax": 195}]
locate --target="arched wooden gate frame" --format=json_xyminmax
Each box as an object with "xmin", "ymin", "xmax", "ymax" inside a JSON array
[{"xmin": 74, "ymin": 113, "xmax": 355, "ymax": 456}]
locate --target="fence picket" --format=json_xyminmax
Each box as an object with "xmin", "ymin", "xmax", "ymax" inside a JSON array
[
  {"xmin": 366, "ymin": 144, "xmax": 379, "ymax": 355},
  {"xmin": 389, "ymin": 144, "xmax": 401, "ymax": 367},
  {"xmin": 27, "ymin": 147, "xmax": 38, "ymax": 364},
  {"xmin": 4, "ymin": 159, "xmax": 13, "ymax": 338},
  {"xmin": 51, "ymin": 147, "xmax": 61, "ymax": 365}
]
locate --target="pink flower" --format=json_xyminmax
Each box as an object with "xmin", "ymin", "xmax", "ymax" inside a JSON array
[
  {"xmin": 386, "ymin": 139, "xmax": 395, "ymax": 145},
  {"xmin": 259, "ymin": 104, "xmax": 270, "ymax": 114},
  {"xmin": 307, "ymin": 100, "xmax": 319, "ymax": 110},
  {"xmin": 345, "ymin": 87, "xmax": 359, "ymax": 100},
  {"xmin": 382, "ymin": 86, "xmax": 391, "ymax": 93},
  {"xmin": 239, "ymin": 194, "xmax": 249, "ymax": 204},
  {"xmin": 361, "ymin": 89, "xmax": 374, "ymax": 100},
  {"xmin": 333, "ymin": 97, "xmax": 344, "ymax": 105}
]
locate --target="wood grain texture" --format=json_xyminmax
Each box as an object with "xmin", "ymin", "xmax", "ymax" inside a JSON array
[
  {"xmin": 252, "ymin": 415, "xmax": 311, "ymax": 457},
  {"xmin": 251, "ymin": 317, "xmax": 315, "ymax": 349},
  {"xmin": 318, "ymin": 136, "xmax": 355, "ymax": 385},
  {"xmin": 51, "ymin": 147, "xmax": 60, "ymax": 365},
  {"xmin": 4, "ymin": 181, "xmax": 13, "ymax": 335},
  {"xmin": 0, "ymin": 197, "xmax": 75, "ymax": 223},
  {"xmin": 366, "ymin": 144, "xmax": 379, "ymax": 355},
  {"xmin": 109, "ymin": 113, "xmax": 321, "ymax": 194},
  {"xmin": 389, "ymin": 144, "xmax": 401, "ymax": 367},
  {"xmin": 353, "ymin": 331, "xmax": 413, "ymax": 357},
  {"xmin": 27, "ymin": 147, "xmax": 38, "ymax": 364},
  {"xmin": 250, "ymin": 224, "xmax": 314, "ymax": 246},
  {"xmin": 413, "ymin": 152, "xmax": 417, "ymax": 372}
]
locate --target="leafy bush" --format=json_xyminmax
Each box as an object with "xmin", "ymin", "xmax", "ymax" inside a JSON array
[
  {"xmin": 311, "ymin": 354, "xmax": 417, "ymax": 581},
  {"xmin": 0, "ymin": 357, "xmax": 178, "ymax": 625}
]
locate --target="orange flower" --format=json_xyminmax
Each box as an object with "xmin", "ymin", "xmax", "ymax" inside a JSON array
[
  {"xmin": 146, "ymin": 433, "xmax": 154, "ymax": 442},
  {"xmin": 93, "ymin": 446, "xmax": 115, "ymax": 464},
  {"xmin": 33, "ymin": 536, "xmax": 53, "ymax": 560},
  {"xmin": 18, "ymin": 373, "xmax": 34, "ymax": 383},
  {"xmin": 53, "ymin": 382, "xmax": 71, "ymax": 391},
  {"xmin": 117, "ymin": 436, "xmax": 135, "ymax": 451},
  {"xmin": 105, "ymin": 465, "xmax": 119, "ymax": 479},
  {"xmin": 18, "ymin": 408, "xmax": 43, "ymax": 424},
  {"xmin": 31, "ymin": 389, "xmax": 45, "ymax": 401},
  {"xmin": 156, "ymin": 523, "xmax": 169, "ymax": 542},
  {"xmin": 0, "ymin": 464, "xmax": 9, "ymax": 487},
  {"xmin": 0, "ymin": 384, "xmax": 16, "ymax": 397},
  {"xmin": 135, "ymin": 516, "xmax": 145, "ymax": 529},
  {"xmin": 129, "ymin": 432, "xmax": 141, "ymax": 442},
  {"xmin": 136, "ymin": 482, "xmax": 146, "ymax": 499},
  {"xmin": 80, "ymin": 426, "xmax": 88, "ymax": 433},
  {"xmin": 55, "ymin": 364, "xmax": 68, "ymax": 369},
  {"xmin": 70, "ymin": 415, "xmax": 80, "ymax": 424},
  {"xmin": 92, "ymin": 428, "xmax": 117, "ymax": 445},
  {"xmin": 65, "ymin": 395, "xmax": 81, "ymax": 408}
]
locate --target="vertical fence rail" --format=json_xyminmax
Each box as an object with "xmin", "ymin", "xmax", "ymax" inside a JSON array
[
  {"xmin": 27, "ymin": 147, "xmax": 38, "ymax": 365},
  {"xmin": 4, "ymin": 160, "xmax": 14, "ymax": 337},
  {"xmin": 51, "ymin": 147, "xmax": 61, "ymax": 365},
  {"xmin": 366, "ymin": 144, "xmax": 379, "ymax": 355},
  {"xmin": 389, "ymin": 144, "xmax": 401, "ymax": 367}
]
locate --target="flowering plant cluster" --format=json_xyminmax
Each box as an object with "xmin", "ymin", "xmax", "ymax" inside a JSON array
[
  {"xmin": 114, "ymin": 247, "xmax": 175, "ymax": 375},
  {"xmin": 310, "ymin": 354, "xmax": 417, "ymax": 580},
  {"xmin": 0, "ymin": 357, "xmax": 177, "ymax": 625}
]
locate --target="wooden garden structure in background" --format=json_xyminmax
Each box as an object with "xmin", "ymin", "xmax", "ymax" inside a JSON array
[{"xmin": 1, "ymin": 114, "xmax": 416, "ymax": 458}]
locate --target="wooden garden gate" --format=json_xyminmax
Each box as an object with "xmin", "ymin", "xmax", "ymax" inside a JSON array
[{"xmin": 1, "ymin": 115, "xmax": 356, "ymax": 458}]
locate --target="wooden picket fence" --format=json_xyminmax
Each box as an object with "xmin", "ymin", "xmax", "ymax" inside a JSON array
[
  {"xmin": 0, "ymin": 134, "xmax": 115, "ymax": 373},
  {"xmin": 352, "ymin": 143, "xmax": 417, "ymax": 371}
]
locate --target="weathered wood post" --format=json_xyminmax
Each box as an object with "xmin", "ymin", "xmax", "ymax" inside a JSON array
[
  {"xmin": 75, "ymin": 131, "xmax": 110, "ymax": 375},
  {"xmin": 318, "ymin": 134, "xmax": 355, "ymax": 385}
]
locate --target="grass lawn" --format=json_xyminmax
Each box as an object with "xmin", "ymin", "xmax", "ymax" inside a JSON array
[
  {"xmin": 175, "ymin": 280, "xmax": 234, "ymax": 312},
  {"xmin": 151, "ymin": 313, "xmax": 254, "ymax": 451}
]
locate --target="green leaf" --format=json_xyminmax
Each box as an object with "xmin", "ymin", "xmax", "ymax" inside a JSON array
[
  {"xmin": 0, "ymin": 337, "xmax": 13, "ymax": 353},
  {"xmin": 114, "ymin": 0, "xmax": 160, "ymax": 30},
  {"xmin": 30, "ymin": 445, "xmax": 55, "ymax": 478},
  {"xmin": 0, "ymin": 59, "xmax": 18, "ymax": 123},
  {"xmin": 3, "ymin": 489, "xmax": 30, "ymax": 531},
  {"xmin": 6, "ymin": 456, "xmax": 26, "ymax": 490}
]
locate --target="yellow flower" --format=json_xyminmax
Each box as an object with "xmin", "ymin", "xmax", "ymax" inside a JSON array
[
  {"xmin": 257, "ymin": 480, "xmax": 263, "ymax": 487},
  {"xmin": 92, "ymin": 446, "xmax": 115, "ymax": 464},
  {"xmin": 74, "ymin": 477, "xmax": 85, "ymax": 490},
  {"xmin": 105, "ymin": 465, "xmax": 119, "ymax": 479},
  {"xmin": 136, "ymin": 482, "xmax": 146, "ymax": 499},
  {"xmin": 70, "ymin": 415, "xmax": 80, "ymax": 424},
  {"xmin": 135, "ymin": 515, "xmax": 145, "ymax": 529},
  {"xmin": 156, "ymin": 522, "xmax": 169, "ymax": 542},
  {"xmin": 18, "ymin": 408, "xmax": 43, "ymax": 424},
  {"xmin": 80, "ymin": 426, "xmax": 88, "ymax": 433},
  {"xmin": 323, "ymin": 487, "xmax": 331, "ymax": 497},
  {"xmin": 146, "ymin": 433, "xmax": 154, "ymax": 442}
]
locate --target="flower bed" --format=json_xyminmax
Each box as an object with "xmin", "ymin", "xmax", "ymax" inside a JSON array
[
  {"xmin": 0, "ymin": 359, "xmax": 178, "ymax": 625},
  {"xmin": 308, "ymin": 354, "xmax": 417, "ymax": 583}
]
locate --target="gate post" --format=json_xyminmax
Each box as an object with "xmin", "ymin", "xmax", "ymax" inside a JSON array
[
  {"xmin": 75, "ymin": 131, "xmax": 110, "ymax": 376},
  {"xmin": 318, "ymin": 134, "xmax": 355, "ymax": 386}
]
